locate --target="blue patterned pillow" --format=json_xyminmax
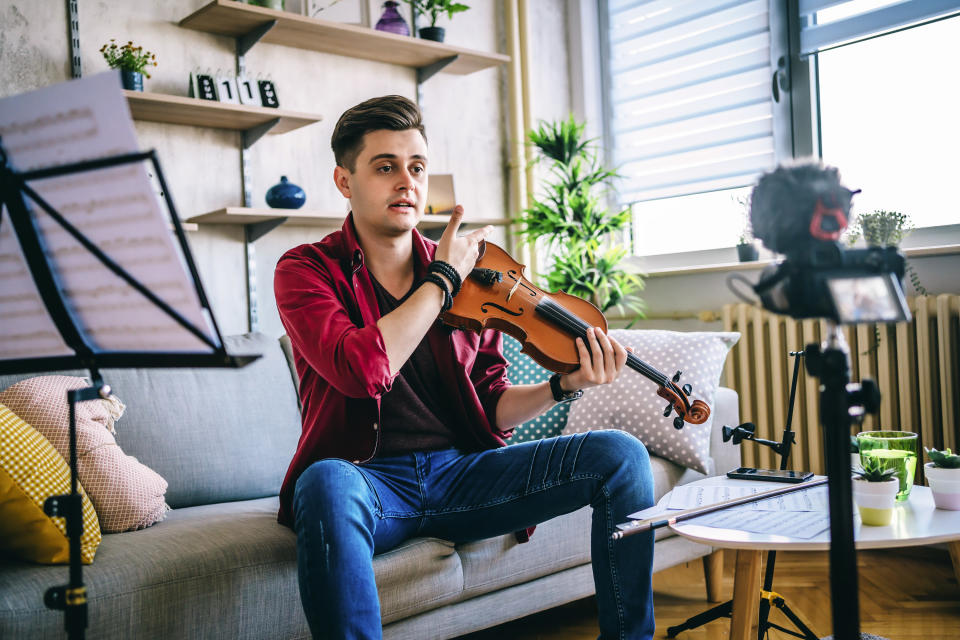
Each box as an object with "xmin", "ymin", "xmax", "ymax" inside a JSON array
[{"xmin": 501, "ymin": 335, "xmax": 570, "ymax": 443}]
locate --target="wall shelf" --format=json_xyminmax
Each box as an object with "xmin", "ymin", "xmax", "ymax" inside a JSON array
[
  {"xmin": 124, "ymin": 91, "xmax": 322, "ymax": 134},
  {"xmin": 187, "ymin": 207, "xmax": 513, "ymax": 230},
  {"xmin": 179, "ymin": 0, "xmax": 509, "ymax": 76}
]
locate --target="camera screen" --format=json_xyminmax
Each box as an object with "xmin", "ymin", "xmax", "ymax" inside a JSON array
[{"xmin": 826, "ymin": 274, "xmax": 910, "ymax": 324}]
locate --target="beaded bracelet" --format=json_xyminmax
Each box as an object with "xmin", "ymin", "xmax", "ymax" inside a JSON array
[
  {"xmin": 423, "ymin": 273, "xmax": 453, "ymax": 312},
  {"xmin": 428, "ymin": 260, "xmax": 462, "ymax": 297}
]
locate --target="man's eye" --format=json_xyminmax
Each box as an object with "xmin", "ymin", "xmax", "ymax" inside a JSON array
[
  {"xmin": 377, "ymin": 166, "xmax": 392, "ymax": 174},
  {"xmin": 412, "ymin": 166, "xmax": 425, "ymax": 174}
]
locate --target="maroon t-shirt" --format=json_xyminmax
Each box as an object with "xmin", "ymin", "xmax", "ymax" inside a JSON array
[{"xmin": 370, "ymin": 276, "xmax": 463, "ymax": 457}]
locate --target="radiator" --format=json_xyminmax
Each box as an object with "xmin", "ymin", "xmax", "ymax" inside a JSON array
[{"xmin": 721, "ymin": 295, "xmax": 960, "ymax": 476}]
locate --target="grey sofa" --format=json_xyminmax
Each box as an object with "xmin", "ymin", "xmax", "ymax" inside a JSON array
[{"xmin": 0, "ymin": 332, "xmax": 740, "ymax": 639}]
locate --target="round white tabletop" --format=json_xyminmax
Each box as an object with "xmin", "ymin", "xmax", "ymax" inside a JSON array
[{"xmin": 666, "ymin": 476, "xmax": 960, "ymax": 551}]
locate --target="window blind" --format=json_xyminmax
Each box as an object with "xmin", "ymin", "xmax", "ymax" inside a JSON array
[
  {"xmin": 799, "ymin": 0, "xmax": 960, "ymax": 55},
  {"xmin": 604, "ymin": 0, "xmax": 776, "ymax": 203}
]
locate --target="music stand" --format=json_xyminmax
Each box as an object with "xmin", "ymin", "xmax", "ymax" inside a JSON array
[
  {"xmin": 667, "ymin": 351, "xmax": 819, "ymax": 640},
  {"xmin": 0, "ymin": 141, "xmax": 257, "ymax": 640}
]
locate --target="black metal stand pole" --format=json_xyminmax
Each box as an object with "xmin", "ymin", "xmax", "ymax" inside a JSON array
[
  {"xmin": 41, "ymin": 372, "xmax": 108, "ymax": 640},
  {"xmin": 806, "ymin": 326, "xmax": 863, "ymax": 640},
  {"xmin": 668, "ymin": 353, "xmax": 819, "ymax": 640}
]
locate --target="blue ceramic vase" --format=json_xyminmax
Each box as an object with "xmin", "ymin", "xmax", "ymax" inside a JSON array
[{"xmin": 265, "ymin": 176, "xmax": 306, "ymax": 209}]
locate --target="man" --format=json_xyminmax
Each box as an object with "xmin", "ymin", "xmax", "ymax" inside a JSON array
[{"xmin": 274, "ymin": 95, "xmax": 655, "ymax": 639}]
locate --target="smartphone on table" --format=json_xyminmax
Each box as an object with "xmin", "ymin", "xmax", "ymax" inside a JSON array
[{"xmin": 726, "ymin": 467, "xmax": 814, "ymax": 483}]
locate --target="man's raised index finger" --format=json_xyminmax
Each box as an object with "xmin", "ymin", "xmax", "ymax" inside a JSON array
[{"xmin": 442, "ymin": 205, "xmax": 464, "ymax": 238}]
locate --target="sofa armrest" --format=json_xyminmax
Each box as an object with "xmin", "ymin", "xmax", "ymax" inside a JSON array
[{"xmin": 708, "ymin": 387, "xmax": 741, "ymax": 475}]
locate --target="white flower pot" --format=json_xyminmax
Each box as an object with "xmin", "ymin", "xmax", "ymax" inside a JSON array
[
  {"xmin": 924, "ymin": 462, "xmax": 960, "ymax": 510},
  {"xmin": 852, "ymin": 477, "xmax": 898, "ymax": 525}
]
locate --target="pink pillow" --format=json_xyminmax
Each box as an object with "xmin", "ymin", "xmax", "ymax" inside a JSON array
[{"xmin": 0, "ymin": 376, "xmax": 168, "ymax": 532}]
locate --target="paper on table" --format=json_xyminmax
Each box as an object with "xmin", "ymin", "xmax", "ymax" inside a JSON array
[
  {"xmin": 666, "ymin": 483, "xmax": 827, "ymax": 512},
  {"xmin": 0, "ymin": 72, "xmax": 216, "ymax": 357},
  {"xmin": 685, "ymin": 507, "xmax": 831, "ymax": 540}
]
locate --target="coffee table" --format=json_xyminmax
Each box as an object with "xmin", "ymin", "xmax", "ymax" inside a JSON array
[{"xmin": 662, "ymin": 476, "xmax": 960, "ymax": 640}]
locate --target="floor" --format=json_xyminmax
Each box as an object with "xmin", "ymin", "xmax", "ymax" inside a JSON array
[{"xmin": 455, "ymin": 547, "xmax": 960, "ymax": 639}]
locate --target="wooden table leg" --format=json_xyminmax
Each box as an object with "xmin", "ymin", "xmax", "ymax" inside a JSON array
[
  {"xmin": 702, "ymin": 549, "xmax": 724, "ymax": 602},
  {"xmin": 949, "ymin": 541, "xmax": 960, "ymax": 587},
  {"xmin": 729, "ymin": 549, "xmax": 763, "ymax": 640}
]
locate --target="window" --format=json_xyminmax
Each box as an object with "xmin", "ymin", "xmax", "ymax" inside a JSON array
[
  {"xmin": 598, "ymin": 0, "xmax": 960, "ymax": 259},
  {"xmin": 816, "ymin": 9, "xmax": 960, "ymax": 230}
]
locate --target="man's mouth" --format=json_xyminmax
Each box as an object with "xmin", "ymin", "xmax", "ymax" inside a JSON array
[{"xmin": 389, "ymin": 201, "xmax": 415, "ymax": 210}]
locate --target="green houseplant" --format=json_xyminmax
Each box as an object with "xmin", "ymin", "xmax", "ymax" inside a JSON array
[
  {"xmin": 847, "ymin": 209, "xmax": 927, "ymax": 295},
  {"xmin": 924, "ymin": 447, "xmax": 960, "ymax": 510},
  {"xmin": 514, "ymin": 115, "xmax": 644, "ymax": 319},
  {"xmin": 100, "ymin": 39, "xmax": 157, "ymax": 92},
  {"xmin": 403, "ymin": 0, "xmax": 469, "ymax": 42},
  {"xmin": 852, "ymin": 455, "xmax": 898, "ymax": 525}
]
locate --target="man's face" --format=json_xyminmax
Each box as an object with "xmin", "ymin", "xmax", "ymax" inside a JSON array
[{"xmin": 334, "ymin": 128, "xmax": 428, "ymax": 238}]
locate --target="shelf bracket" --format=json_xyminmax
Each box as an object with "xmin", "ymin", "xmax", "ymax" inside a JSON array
[
  {"xmin": 245, "ymin": 217, "xmax": 287, "ymax": 243},
  {"xmin": 237, "ymin": 20, "xmax": 278, "ymax": 59},
  {"xmin": 417, "ymin": 55, "xmax": 459, "ymax": 84},
  {"xmin": 242, "ymin": 118, "xmax": 281, "ymax": 149}
]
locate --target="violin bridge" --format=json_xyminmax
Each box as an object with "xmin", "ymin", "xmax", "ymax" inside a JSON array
[{"xmin": 506, "ymin": 276, "xmax": 522, "ymax": 302}]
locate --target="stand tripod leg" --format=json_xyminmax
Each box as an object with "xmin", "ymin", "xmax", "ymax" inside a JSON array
[
  {"xmin": 666, "ymin": 600, "xmax": 732, "ymax": 638},
  {"xmin": 730, "ymin": 549, "xmax": 763, "ymax": 640},
  {"xmin": 769, "ymin": 597, "xmax": 820, "ymax": 640}
]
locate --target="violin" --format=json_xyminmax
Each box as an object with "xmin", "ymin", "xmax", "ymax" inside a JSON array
[{"xmin": 441, "ymin": 242, "xmax": 710, "ymax": 429}]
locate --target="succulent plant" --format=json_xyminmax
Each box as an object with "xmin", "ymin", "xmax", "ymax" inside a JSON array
[
  {"xmin": 853, "ymin": 455, "xmax": 897, "ymax": 482},
  {"xmin": 925, "ymin": 447, "xmax": 960, "ymax": 469}
]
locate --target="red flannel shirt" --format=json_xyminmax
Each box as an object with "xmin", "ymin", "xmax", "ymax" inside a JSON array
[{"xmin": 274, "ymin": 214, "xmax": 513, "ymax": 527}]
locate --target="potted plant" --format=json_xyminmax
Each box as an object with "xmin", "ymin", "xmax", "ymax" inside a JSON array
[
  {"xmin": 100, "ymin": 39, "xmax": 157, "ymax": 92},
  {"xmin": 734, "ymin": 194, "xmax": 759, "ymax": 262},
  {"xmin": 514, "ymin": 115, "xmax": 644, "ymax": 319},
  {"xmin": 847, "ymin": 209, "xmax": 927, "ymax": 295},
  {"xmin": 403, "ymin": 0, "xmax": 470, "ymax": 42},
  {"xmin": 924, "ymin": 447, "xmax": 960, "ymax": 510},
  {"xmin": 852, "ymin": 455, "xmax": 898, "ymax": 525}
]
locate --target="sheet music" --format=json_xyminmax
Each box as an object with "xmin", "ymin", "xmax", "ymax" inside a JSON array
[
  {"xmin": 0, "ymin": 72, "xmax": 217, "ymax": 356},
  {"xmin": 666, "ymin": 484, "xmax": 827, "ymax": 512},
  {"xmin": 687, "ymin": 508, "xmax": 831, "ymax": 539}
]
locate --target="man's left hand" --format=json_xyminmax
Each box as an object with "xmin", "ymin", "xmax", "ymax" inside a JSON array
[{"xmin": 559, "ymin": 327, "xmax": 630, "ymax": 392}]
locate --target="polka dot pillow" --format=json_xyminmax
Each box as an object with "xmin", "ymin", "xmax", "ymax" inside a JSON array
[
  {"xmin": 564, "ymin": 330, "xmax": 739, "ymax": 474},
  {"xmin": 502, "ymin": 335, "xmax": 571, "ymax": 443}
]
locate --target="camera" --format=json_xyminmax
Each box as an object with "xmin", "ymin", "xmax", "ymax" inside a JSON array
[{"xmin": 748, "ymin": 163, "xmax": 911, "ymax": 324}]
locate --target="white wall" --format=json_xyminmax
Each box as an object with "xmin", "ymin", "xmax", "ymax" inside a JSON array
[{"xmin": 0, "ymin": 0, "xmax": 574, "ymax": 339}]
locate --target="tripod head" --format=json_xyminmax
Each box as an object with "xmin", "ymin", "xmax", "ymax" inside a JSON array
[{"xmin": 722, "ymin": 422, "xmax": 796, "ymax": 458}]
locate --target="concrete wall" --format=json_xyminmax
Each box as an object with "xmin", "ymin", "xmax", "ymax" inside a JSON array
[{"xmin": 0, "ymin": 0, "xmax": 571, "ymax": 338}]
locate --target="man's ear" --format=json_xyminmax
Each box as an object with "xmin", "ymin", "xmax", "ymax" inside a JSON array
[{"xmin": 333, "ymin": 165, "xmax": 352, "ymax": 199}]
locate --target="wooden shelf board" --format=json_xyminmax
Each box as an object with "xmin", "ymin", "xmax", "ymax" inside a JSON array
[
  {"xmin": 180, "ymin": 0, "xmax": 509, "ymax": 75},
  {"xmin": 125, "ymin": 91, "xmax": 322, "ymax": 133},
  {"xmin": 186, "ymin": 208, "xmax": 513, "ymax": 228}
]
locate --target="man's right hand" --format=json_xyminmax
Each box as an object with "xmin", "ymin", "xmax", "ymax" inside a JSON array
[{"xmin": 435, "ymin": 205, "xmax": 494, "ymax": 282}]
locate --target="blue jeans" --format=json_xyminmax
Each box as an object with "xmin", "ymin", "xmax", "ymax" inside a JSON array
[{"xmin": 292, "ymin": 430, "xmax": 655, "ymax": 639}]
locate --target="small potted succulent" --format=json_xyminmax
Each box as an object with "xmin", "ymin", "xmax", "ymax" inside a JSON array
[
  {"xmin": 852, "ymin": 455, "xmax": 898, "ymax": 525},
  {"xmin": 924, "ymin": 447, "xmax": 960, "ymax": 510},
  {"xmin": 100, "ymin": 39, "xmax": 157, "ymax": 92},
  {"xmin": 404, "ymin": 0, "xmax": 470, "ymax": 42},
  {"xmin": 734, "ymin": 194, "xmax": 759, "ymax": 262}
]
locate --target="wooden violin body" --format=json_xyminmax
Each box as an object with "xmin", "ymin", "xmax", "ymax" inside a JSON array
[{"xmin": 441, "ymin": 242, "xmax": 710, "ymax": 428}]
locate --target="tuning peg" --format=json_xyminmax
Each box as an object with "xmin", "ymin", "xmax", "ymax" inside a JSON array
[
  {"xmin": 673, "ymin": 416, "xmax": 684, "ymax": 430},
  {"xmin": 663, "ymin": 404, "xmax": 673, "ymax": 417},
  {"xmin": 672, "ymin": 370, "xmax": 682, "ymax": 382},
  {"xmin": 682, "ymin": 383, "xmax": 692, "ymax": 395}
]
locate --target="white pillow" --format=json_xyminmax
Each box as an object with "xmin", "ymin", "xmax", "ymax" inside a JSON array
[{"xmin": 563, "ymin": 330, "xmax": 739, "ymax": 474}]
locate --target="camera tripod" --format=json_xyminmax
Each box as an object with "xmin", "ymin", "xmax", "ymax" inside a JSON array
[{"xmin": 667, "ymin": 351, "xmax": 818, "ymax": 640}]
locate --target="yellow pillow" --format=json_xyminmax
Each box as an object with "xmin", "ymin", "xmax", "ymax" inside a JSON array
[{"xmin": 0, "ymin": 403, "xmax": 101, "ymax": 564}]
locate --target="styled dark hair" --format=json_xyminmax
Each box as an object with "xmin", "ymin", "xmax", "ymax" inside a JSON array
[{"xmin": 331, "ymin": 95, "xmax": 427, "ymax": 171}]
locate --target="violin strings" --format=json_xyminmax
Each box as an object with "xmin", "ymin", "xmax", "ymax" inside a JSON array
[{"xmin": 534, "ymin": 297, "xmax": 669, "ymax": 386}]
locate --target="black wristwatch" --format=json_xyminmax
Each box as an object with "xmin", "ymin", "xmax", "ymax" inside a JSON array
[{"xmin": 549, "ymin": 373, "xmax": 583, "ymax": 403}]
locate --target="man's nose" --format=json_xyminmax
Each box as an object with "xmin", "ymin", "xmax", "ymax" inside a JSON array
[{"xmin": 396, "ymin": 168, "xmax": 416, "ymax": 190}]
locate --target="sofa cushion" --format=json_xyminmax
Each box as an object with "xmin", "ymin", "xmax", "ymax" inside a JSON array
[
  {"xmin": 502, "ymin": 336, "xmax": 571, "ymax": 442},
  {"xmin": 0, "ymin": 404, "xmax": 101, "ymax": 565},
  {"xmin": 0, "ymin": 376, "xmax": 168, "ymax": 532},
  {"xmin": 565, "ymin": 330, "xmax": 739, "ymax": 474}
]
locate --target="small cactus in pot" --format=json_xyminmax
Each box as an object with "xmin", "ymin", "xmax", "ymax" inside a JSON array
[
  {"xmin": 852, "ymin": 455, "xmax": 898, "ymax": 525},
  {"xmin": 924, "ymin": 447, "xmax": 960, "ymax": 510}
]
